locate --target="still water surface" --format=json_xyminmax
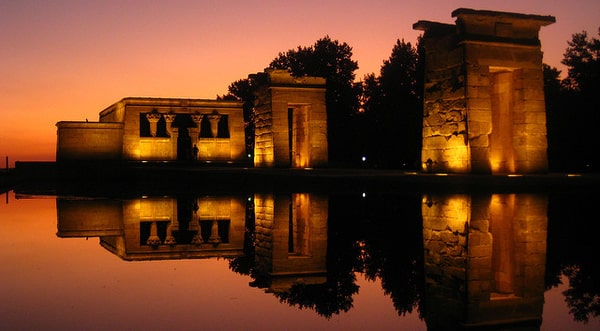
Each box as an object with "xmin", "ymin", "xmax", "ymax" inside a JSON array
[{"xmin": 1, "ymin": 190, "xmax": 598, "ymax": 331}]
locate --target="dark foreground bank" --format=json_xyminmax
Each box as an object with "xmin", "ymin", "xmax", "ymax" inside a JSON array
[{"xmin": 7, "ymin": 161, "xmax": 600, "ymax": 197}]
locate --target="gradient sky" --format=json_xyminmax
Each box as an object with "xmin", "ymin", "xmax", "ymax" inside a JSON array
[{"xmin": 1, "ymin": 0, "xmax": 598, "ymax": 166}]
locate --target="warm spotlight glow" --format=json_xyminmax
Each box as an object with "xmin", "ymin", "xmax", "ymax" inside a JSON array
[{"xmin": 446, "ymin": 146, "xmax": 469, "ymax": 172}]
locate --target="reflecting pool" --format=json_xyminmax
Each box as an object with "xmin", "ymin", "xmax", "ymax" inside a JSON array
[{"xmin": 1, "ymin": 190, "xmax": 599, "ymax": 331}]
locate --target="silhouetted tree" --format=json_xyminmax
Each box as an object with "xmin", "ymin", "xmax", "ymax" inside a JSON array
[
  {"xmin": 544, "ymin": 29, "xmax": 600, "ymax": 172},
  {"xmin": 269, "ymin": 36, "xmax": 361, "ymax": 165},
  {"xmin": 218, "ymin": 78, "xmax": 257, "ymax": 157},
  {"xmin": 543, "ymin": 64, "xmax": 570, "ymax": 171},
  {"xmin": 358, "ymin": 39, "xmax": 422, "ymax": 168},
  {"xmin": 562, "ymin": 29, "xmax": 600, "ymax": 93}
]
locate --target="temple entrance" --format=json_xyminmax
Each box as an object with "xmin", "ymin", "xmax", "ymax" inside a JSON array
[
  {"xmin": 288, "ymin": 106, "xmax": 310, "ymax": 168},
  {"xmin": 490, "ymin": 69, "xmax": 516, "ymax": 174},
  {"xmin": 177, "ymin": 127, "xmax": 192, "ymax": 161}
]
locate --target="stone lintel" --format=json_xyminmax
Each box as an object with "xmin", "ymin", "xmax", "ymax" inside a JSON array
[
  {"xmin": 451, "ymin": 8, "xmax": 556, "ymax": 27},
  {"xmin": 452, "ymin": 8, "xmax": 555, "ymax": 46},
  {"xmin": 413, "ymin": 20, "xmax": 456, "ymax": 36},
  {"xmin": 250, "ymin": 69, "xmax": 326, "ymax": 89}
]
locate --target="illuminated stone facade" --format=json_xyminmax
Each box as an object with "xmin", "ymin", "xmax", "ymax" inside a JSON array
[
  {"xmin": 56, "ymin": 97, "xmax": 246, "ymax": 163},
  {"xmin": 415, "ymin": 9, "xmax": 555, "ymax": 173},
  {"xmin": 421, "ymin": 194, "xmax": 548, "ymax": 329},
  {"xmin": 252, "ymin": 69, "xmax": 328, "ymax": 168}
]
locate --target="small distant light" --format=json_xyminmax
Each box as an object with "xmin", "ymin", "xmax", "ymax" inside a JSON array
[
  {"xmin": 434, "ymin": 173, "xmax": 448, "ymax": 176},
  {"xmin": 567, "ymin": 174, "xmax": 582, "ymax": 177},
  {"xmin": 405, "ymin": 171, "xmax": 418, "ymax": 175},
  {"xmin": 227, "ymin": 161, "xmax": 233, "ymax": 164},
  {"xmin": 162, "ymin": 161, "xmax": 168, "ymax": 163},
  {"xmin": 247, "ymin": 197, "xmax": 252, "ymax": 201},
  {"xmin": 362, "ymin": 192, "xmax": 366, "ymax": 198},
  {"xmin": 507, "ymin": 174, "xmax": 522, "ymax": 177},
  {"xmin": 304, "ymin": 167, "xmax": 313, "ymax": 170},
  {"xmin": 141, "ymin": 160, "xmax": 148, "ymax": 163},
  {"xmin": 141, "ymin": 195, "xmax": 148, "ymax": 199},
  {"xmin": 247, "ymin": 154, "xmax": 252, "ymax": 158},
  {"xmin": 206, "ymin": 160, "xmax": 212, "ymax": 163},
  {"xmin": 361, "ymin": 156, "xmax": 367, "ymax": 162}
]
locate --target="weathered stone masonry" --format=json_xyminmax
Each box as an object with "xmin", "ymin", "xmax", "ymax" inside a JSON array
[{"xmin": 415, "ymin": 9, "xmax": 555, "ymax": 173}]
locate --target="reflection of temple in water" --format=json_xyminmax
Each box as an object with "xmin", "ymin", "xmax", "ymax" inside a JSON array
[
  {"xmin": 252, "ymin": 193, "xmax": 328, "ymax": 292},
  {"xmin": 56, "ymin": 193, "xmax": 328, "ymax": 286},
  {"xmin": 56, "ymin": 191, "xmax": 554, "ymax": 326},
  {"xmin": 57, "ymin": 196, "xmax": 247, "ymax": 260},
  {"xmin": 421, "ymin": 194, "xmax": 548, "ymax": 330}
]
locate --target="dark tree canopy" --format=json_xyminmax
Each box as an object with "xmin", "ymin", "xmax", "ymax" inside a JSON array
[
  {"xmin": 545, "ymin": 28, "xmax": 600, "ymax": 172},
  {"xmin": 561, "ymin": 29, "xmax": 600, "ymax": 93},
  {"xmin": 357, "ymin": 39, "xmax": 422, "ymax": 168}
]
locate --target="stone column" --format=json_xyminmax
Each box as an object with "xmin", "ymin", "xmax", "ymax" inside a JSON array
[
  {"xmin": 190, "ymin": 113, "xmax": 203, "ymax": 146},
  {"xmin": 207, "ymin": 112, "xmax": 222, "ymax": 138},
  {"xmin": 146, "ymin": 113, "xmax": 162, "ymax": 137},
  {"xmin": 170, "ymin": 127, "xmax": 179, "ymax": 160},
  {"xmin": 208, "ymin": 220, "xmax": 221, "ymax": 245},
  {"xmin": 164, "ymin": 113, "xmax": 176, "ymax": 137},
  {"xmin": 190, "ymin": 218, "xmax": 203, "ymax": 245},
  {"xmin": 164, "ymin": 221, "xmax": 176, "ymax": 246},
  {"xmin": 146, "ymin": 221, "xmax": 161, "ymax": 247}
]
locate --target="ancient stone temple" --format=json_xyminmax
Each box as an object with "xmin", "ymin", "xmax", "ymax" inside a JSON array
[
  {"xmin": 251, "ymin": 69, "xmax": 328, "ymax": 168},
  {"xmin": 56, "ymin": 97, "xmax": 246, "ymax": 163},
  {"xmin": 415, "ymin": 9, "xmax": 555, "ymax": 173}
]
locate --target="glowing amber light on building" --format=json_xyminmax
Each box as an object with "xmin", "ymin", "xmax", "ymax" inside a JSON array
[{"xmin": 415, "ymin": 9, "xmax": 554, "ymax": 174}]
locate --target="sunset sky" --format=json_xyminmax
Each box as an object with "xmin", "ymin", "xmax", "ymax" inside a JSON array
[{"xmin": 1, "ymin": 0, "xmax": 599, "ymax": 166}]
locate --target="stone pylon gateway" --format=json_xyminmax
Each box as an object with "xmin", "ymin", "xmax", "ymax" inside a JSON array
[
  {"xmin": 251, "ymin": 69, "xmax": 328, "ymax": 168},
  {"xmin": 414, "ymin": 8, "xmax": 555, "ymax": 174}
]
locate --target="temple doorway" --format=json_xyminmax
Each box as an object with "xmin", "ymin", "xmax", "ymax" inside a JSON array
[
  {"xmin": 288, "ymin": 106, "xmax": 310, "ymax": 168},
  {"xmin": 490, "ymin": 68, "xmax": 516, "ymax": 174},
  {"xmin": 177, "ymin": 127, "xmax": 192, "ymax": 161}
]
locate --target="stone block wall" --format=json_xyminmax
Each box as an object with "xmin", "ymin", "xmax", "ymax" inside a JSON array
[
  {"xmin": 56, "ymin": 121, "xmax": 123, "ymax": 161},
  {"xmin": 252, "ymin": 69, "xmax": 328, "ymax": 168},
  {"xmin": 415, "ymin": 9, "xmax": 554, "ymax": 173}
]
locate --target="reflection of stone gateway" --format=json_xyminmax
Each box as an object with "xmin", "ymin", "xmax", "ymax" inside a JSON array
[{"xmin": 421, "ymin": 193, "xmax": 548, "ymax": 329}]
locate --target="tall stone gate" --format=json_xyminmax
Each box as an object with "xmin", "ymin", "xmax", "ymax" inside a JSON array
[
  {"xmin": 252, "ymin": 69, "xmax": 328, "ymax": 168},
  {"xmin": 415, "ymin": 9, "xmax": 555, "ymax": 173}
]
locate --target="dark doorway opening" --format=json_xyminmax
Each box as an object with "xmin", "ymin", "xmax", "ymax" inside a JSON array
[{"xmin": 177, "ymin": 127, "xmax": 192, "ymax": 161}]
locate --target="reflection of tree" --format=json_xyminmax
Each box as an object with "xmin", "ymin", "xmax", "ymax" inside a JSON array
[
  {"xmin": 273, "ymin": 194, "xmax": 361, "ymax": 318},
  {"xmin": 358, "ymin": 193, "xmax": 424, "ymax": 317},
  {"xmin": 562, "ymin": 266, "xmax": 600, "ymax": 323},
  {"xmin": 273, "ymin": 276, "xmax": 359, "ymax": 319},
  {"xmin": 546, "ymin": 193, "xmax": 600, "ymax": 323},
  {"xmin": 273, "ymin": 193, "xmax": 425, "ymax": 318}
]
